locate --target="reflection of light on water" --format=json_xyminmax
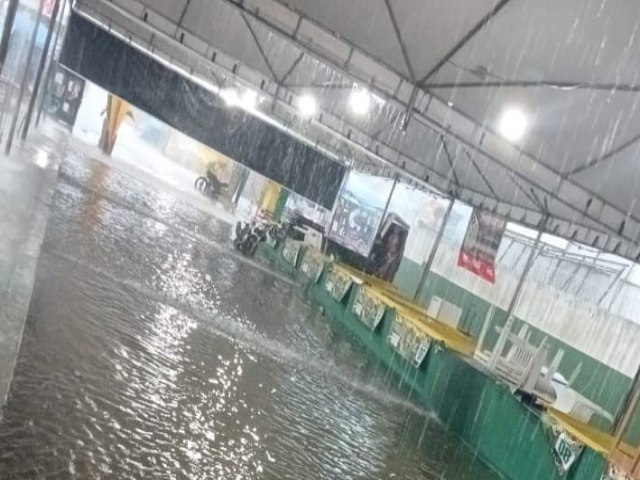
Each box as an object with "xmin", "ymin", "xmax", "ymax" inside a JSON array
[{"xmin": 174, "ymin": 349, "xmax": 265, "ymax": 477}]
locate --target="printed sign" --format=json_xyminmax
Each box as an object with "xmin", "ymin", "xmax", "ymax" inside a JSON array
[
  {"xmin": 328, "ymin": 171, "xmax": 394, "ymax": 257},
  {"xmin": 388, "ymin": 314, "xmax": 432, "ymax": 367},
  {"xmin": 324, "ymin": 269, "xmax": 353, "ymax": 302},
  {"xmin": 457, "ymin": 208, "xmax": 506, "ymax": 283},
  {"xmin": 352, "ymin": 287, "xmax": 386, "ymax": 330},
  {"xmin": 543, "ymin": 418, "xmax": 584, "ymax": 475},
  {"xmin": 282, "ymin": 239, "xmax": 301, "ymax": 267},
  {"xmin": 299, "ymin": 249, "xmax": 326, "ymax": 283}
]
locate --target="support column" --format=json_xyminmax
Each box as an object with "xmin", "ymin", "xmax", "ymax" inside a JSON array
[
  {"xmin": 232, "ymin": 167, "xmax": 250, "ymax": 206},
  {"xmin": 413, "ymin": 196, "xmax": 454, "ymax": 301},
  {"xmin": 378, "ymin": 173, "xmax": 399, "ymax": 226},
  {"xmin": 21, "ymin": 0, "xmax": 61, "ymax": 140},
  {"xmin": 323, "ymin": 169, "xmax": 349, "ymax": 254},
  {"xmin": 0, "ymin": 0, "xmax": 20, "ymax": 75},
  {"xmin": 36, "ymin": 0, "xmax": 68, "ymax": 127},
  {"xmin": 272, "ymin": 188, "xmax": 290, "ymax": 222},
  {"xmin": 4, "ymin": 0, "xmax": 44, "ymax": 155},
  {"xmin": 487, "ymin": 219, "xmax": 546, "ymax": 371}
]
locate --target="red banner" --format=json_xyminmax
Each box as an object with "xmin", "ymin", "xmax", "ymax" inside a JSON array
[
  {"xmin": 457, "ymin": 209, "xmax": 506, "ymax": 283},
  {"xmin": 44, "ymin": 0, "xmax": 57, "ymax": 17}
]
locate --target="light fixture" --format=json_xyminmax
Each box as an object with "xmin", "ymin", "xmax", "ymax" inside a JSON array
[
  {"xmin": 220, "ymin": 88, "xmax": 241, "ymax": 106},
  {"xmin": 240, "ymin": 89, "xmax": 258, "ymax": 109},
  {"xmin": 297, "ymin": 94, "xmax": 317, "ymax": 117},
  {"xmin": 220, "ymin": 88, "xmax": 259, "ymax": 110},
  {"xmin": 498, "ymin": 107, "xmax": 528, "ymax": 142},
  {"xmin": 349, "ymin": 89, "xmax": 371, "ymax": 115}
]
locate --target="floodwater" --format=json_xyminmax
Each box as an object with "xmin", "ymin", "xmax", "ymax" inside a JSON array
[{"xmin": 0, "ymin": 154, "xmax": 499, "ymax": 479}]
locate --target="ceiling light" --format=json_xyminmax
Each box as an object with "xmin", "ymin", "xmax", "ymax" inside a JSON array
[
  {"xmin": 349, "ymin": 89, "xmax": 371, "ymax": 115},
  {"xmin": 220, "ymin": 88, "xmax": 241, "ymax": 107},
  {"xmin": 498, "ymin": 107, "xmax": 528, "ymax": 142},
  {"xmin": 221, "ymin": 88, "xmax": 259, "ymax": 110},
  {"xmin": 240, "ymin": 89, "xmax": 258, "ymax": 109},
  {"xmin": 297, "ymin": 94, "xmax": 317, "ymax": 117}
]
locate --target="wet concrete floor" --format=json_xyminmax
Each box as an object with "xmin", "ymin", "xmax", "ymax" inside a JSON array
[{"xmin": 0, "ymin": 151, "xmax": 499, "ymax": 479}]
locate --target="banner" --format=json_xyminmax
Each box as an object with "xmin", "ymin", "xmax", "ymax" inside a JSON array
[
  {"xmin": 328, "ymin": 171, "xmax": 394, "ymax": 257},
  {"xmin": 543, "ymin": 417, "xmax": 584, "ymax": 475},
  {"xmin": 281, "ymin": 239, "xmax": 301, "ymax": 267},
  {"xmin": 299, "ymin": 249, "xmax": 326, "ymax": 283},
  {"xmin": 324, "ymin": 269, "xmax": 353, "ymax": 302},
  {"xmin": 352, "ymin": 287, "xmax": 386, "ymax": 330},
  {"xmin": 388, "ymin": 315, "xmax": 432, "ymax": 367},
  {"xmin": 457, "ymin": 208, "xmax": 506, "ymax": 283}
]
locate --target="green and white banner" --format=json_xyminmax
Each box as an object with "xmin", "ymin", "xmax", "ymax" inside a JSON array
[
  {"xmin": 299, "ymin": 249, "xmax": 325, "ymax": 283},
  {"xmin": 388, "ymin": 314, "xmax": 431, "ymax": 367},
  {"xmin": 352, "ymin": 287, "xmax": 386, "ymax": 330},
  {"xmin": 282, "ymin": 239, "xmax": 302, "ymax": 267},
  {"xmin": 324, "ymin": 269, "xmax": 353, "ymax": 301}
]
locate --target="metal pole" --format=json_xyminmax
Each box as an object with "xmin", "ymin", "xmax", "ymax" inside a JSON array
[
  {"xmin": 323, "ymin": 170, "xmax": 349, "ymax": 254},
  {"xmin": 232, "ymin": 167, "xmax": 250, "ymax": 206},
  {"xmin": 378, "ymin": 173, "xmax": 399, "ymax": 227},
  {"xmin": 35, "ymin": 0, "xmax": 66, "ymax": 127},
  {"xmin": 487, "ymin": 219, "xmax": 546, "ymax": 371},
  {"xmin": 0, "ymin": 0, "xmax": 20, "ymax": 75},
  {"xmin": 413, "ymin": 196, "xmax": 454, "ymax": 301},
  {"xmin": 20, "ymin": 0, "xmax": 59, "ymax": 140},
  {"xmin": 613, "ymin": 363, "xmax": 640, "ymax": 444},
  {"xmin": 5, "ymin": 0, "xmax": 44, "ymax": 155},
  {"xmin": 474, "ymin": 304, "xmax": 495, "ymax": 358}
]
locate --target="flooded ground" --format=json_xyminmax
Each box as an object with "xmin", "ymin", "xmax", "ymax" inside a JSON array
[{"xmin": 0, "ymin": 152, "xmax": 499, "ymax": 479}]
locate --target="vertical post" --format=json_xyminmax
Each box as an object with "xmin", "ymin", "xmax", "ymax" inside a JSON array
[
  {"xmin": 413, "ymin": 196, "xmax": 454, "ymax": 301},
  {"xmin": 323, "ymin": 169, "xmax": 349, "ymax": 254},
  {"xmin": 0, "ymin": 0, "xmax": 20, "ymax": 75},
  {"xmin": 474, "ymin": 304, "xmax": 495, "ymax": 358},
  {"xmin": 613, "ymin": 364, "xmax": 640, "ymax": 444},
  {"xmin": 377, "ymin": 173, "xmax": 399, "ymax": 228},
  {"xmin": 36, "ymin": 0, "xmax": 67, "ymax": 127},
  {"xmin": 5, "ymin": 0, "xmax": 44, "ymax": 155},
  {"xmin": 487, "ymin": 219, "xmax": 546, "ymax": 371},
  {"xmin": 21, "ymin": 0, "xmax": 60, "ymax": 140},
  {"xmin": 232, "ymin": 167, "xmax": 250, "ymax": 206}
]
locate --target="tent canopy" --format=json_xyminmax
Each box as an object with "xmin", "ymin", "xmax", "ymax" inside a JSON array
[{"xmin": 74, "ymin": 0, "xmax": 640, "ymax": 260}]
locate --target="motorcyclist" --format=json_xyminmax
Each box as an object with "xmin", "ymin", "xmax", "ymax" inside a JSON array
[{"xmin": 205, "ymin": 164, "xmax": 224, "ymax": 194}]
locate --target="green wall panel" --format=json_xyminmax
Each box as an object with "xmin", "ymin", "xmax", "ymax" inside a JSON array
[{"xmin": 394, "ymin": 257, "xmax": 632, "ymax": 431}]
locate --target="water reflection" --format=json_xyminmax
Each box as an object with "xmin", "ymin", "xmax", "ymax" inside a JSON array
[{"xmin": 0, "ymin": 154, "xmax": 499, "ymax": 479}]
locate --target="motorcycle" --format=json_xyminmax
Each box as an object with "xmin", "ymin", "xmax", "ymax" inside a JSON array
[
  {"xmin": 195, "ymin": 172, "xmax": 228, "ymax": 199},
  {"xmin": 233, "ymin": 221, "xmax": 267, "ymax": 256}
]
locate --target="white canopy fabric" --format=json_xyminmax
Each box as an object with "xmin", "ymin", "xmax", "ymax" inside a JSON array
[{"xmin": 74, "ymin": 0, "xmax": 640, "ymax": 261}]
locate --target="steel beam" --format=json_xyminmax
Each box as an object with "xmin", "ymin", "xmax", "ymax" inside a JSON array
[
  {"xmin": 382, "ymin": 0, "xmax": 416, "ymax": 81},
  {"xmin": 422, "ymin": 79, "xmax": 640, "ymax": 93},
  {"xmin": 124, "ymin": 0, "xmax": 640, "ymax": 247},
  {"xmin": 417, "ymin": 0, "xmax": 515, "ymax": 85},
  {"xmin": 567, "ymin": 130, "xmax": 640, "ymax": 177},
  {"xmin": 460, "ymin": 145, "xmax": 499, "ymax": 199},
  {"xmin": 73, "ymin": 0, "xmax": 640, "ymax": 261},
  {"xmin": 240, "ymin": 13, "xmax": 278, "ymax": 81}
]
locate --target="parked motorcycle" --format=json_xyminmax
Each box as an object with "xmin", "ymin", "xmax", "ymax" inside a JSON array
[{"xmin": 233, "ymin": 221, "xmax": 266, "ymax": 256}]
